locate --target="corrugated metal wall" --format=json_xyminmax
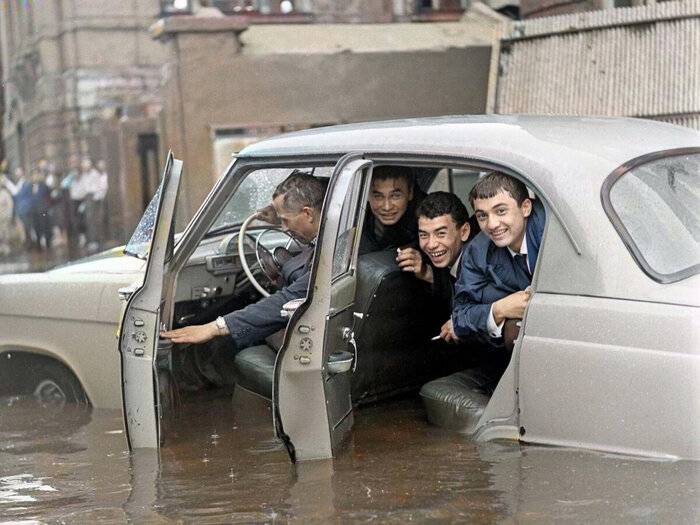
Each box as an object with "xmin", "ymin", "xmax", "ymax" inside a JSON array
[{"xmin": 493, "ymin": 0, "xmax": 700, "ymax": 129}]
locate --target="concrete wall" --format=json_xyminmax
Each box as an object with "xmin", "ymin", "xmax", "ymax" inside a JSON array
[
  {"xmin": 156, "ymin": 21, "xmax": 493, "ymax": 220},
  {"xmin": 491, "ymin": 1, "xmax": 700, "ymax": 129}
]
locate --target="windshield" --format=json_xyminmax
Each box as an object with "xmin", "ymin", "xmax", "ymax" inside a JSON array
[
  {"xmin": 209, "ymin": 166, "xmax": 333, "ymax": 233},
  {"xmin": 125, "ymin": 186, "xmax": 162, "ymax": 259}
]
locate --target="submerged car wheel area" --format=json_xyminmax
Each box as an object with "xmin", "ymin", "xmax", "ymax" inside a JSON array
[{"xmin": 0, "ymin": 352, "xmax": 90, "ymax": 408}]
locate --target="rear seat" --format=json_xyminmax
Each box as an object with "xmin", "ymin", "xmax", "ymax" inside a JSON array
[
  {"xmin": 233, "ymin": 249, "xmax": 466, "ymax": 404},
  {"xmin": 419, "ymin": 369, "xmax": 492, "ymax": 434}
]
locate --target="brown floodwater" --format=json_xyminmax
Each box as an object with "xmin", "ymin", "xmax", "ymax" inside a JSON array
[{"xmin": 1, "ymin": 390, "xmax": 698, "ymax": 524}]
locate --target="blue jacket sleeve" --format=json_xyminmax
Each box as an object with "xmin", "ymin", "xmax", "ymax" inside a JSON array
[
  {"xmin": 451, "ymin": 241, "xmax": 493, "ymax": 339},
  {"xmin": 222, "ymin": 270, "xmax": 310, "ymax": 350}
]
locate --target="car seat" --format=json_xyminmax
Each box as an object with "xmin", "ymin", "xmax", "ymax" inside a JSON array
[{"xmin": 233, "ymin": 249, "xmax": 470, "ymax": 404}]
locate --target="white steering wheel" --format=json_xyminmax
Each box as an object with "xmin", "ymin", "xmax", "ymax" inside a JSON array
[{"xmin": 237, "ymin": 213, "xmax": 296, "ymax": 298}]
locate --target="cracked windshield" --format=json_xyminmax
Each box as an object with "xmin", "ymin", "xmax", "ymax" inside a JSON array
[{"xmin": 0, "ymin": 0, "xmax": 698, "ymax": 524}]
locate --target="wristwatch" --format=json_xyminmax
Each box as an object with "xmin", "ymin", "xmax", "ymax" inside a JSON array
[{"xmin": 214, "ymin": 316, "xmax": 228, "ymax": 336}]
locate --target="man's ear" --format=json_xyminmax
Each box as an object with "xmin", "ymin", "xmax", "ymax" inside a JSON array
[
  {"xmin": 459, "ymin": 222, "xmax": 470, "ymax": 242},
  {"xmin": 521, "ymin": 198, "xmax": 532, "ymax": 218},
  {"xmin": 302, "ymin": 206, "xmax": 315, "ymax": 223}
]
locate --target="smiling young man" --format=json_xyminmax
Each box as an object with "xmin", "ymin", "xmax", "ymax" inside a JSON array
[
  {"xmin": 358, "ymin": 166, "xmax": 424, "ymax": 255},
  {"xmin": 396, "ymin": 192, "xmax": 473, "ymax": 343},
  {"xmin": 452, "ymin": 172, "xmax": 545, "ymax": 350}
]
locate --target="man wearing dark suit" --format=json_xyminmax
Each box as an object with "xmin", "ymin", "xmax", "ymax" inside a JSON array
[
  {"xmin": 160, "ymin": 171, "xmax": 326, "ymax": 352},
  {"xmin": 452, "ymin": 173, "xmax": 545, "ymax": 350},
  {"xmin": 358, "ymin": 166, "xmax": 424, "ymax": 255},
  {"xmin": 396, "ymin": 191, "xmax": 474, "ymax": 343}
]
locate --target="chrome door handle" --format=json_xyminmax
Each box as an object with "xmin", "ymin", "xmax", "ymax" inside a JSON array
[{"xmin": 341, "ymin": 327, "xmax": 358, "ymax": 373}]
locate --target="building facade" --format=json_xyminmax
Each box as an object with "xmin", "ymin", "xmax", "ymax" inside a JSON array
[
  {"xmin": 0, "ymin": 0, "xmax": 167, "ymax": 240},
  {"xmin": 490, "ymin": 0, "xmax": 700, "ymax": 130},
  {"xmin": 152, "ymin": 8, "xmax": 502, "ymax": 221}
]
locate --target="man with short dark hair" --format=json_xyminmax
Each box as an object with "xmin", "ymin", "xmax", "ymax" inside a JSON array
[
  {"xmin": 359, "ymin": 166, "xmax": 423, "ymax": 254},
  {"xmin": 452, "ymin": 172, "xmax": 545, "ymax": 350},
  {"xmin": 161, "ymin": 171, "xmax": 327, "ymax": 349},
  {"xmin": 397, "ymin": 191, "xmax": 472, "ymax": 343}
]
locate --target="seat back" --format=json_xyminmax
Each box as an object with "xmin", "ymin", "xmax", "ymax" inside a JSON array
[{"xmin": 351, "ymin": 250, "xmax": 469, "ymax": 404}]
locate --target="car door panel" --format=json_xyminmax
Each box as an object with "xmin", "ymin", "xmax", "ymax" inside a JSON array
[
  {"xmin": 518, "ymin": 292, "xmax": 700, "ymax": 459},
  {"xmin": 275, "ymin": 155, "xmax": 370, "ymax": 461},
  {"xmin": 119, "ymin": 153, "xmax": 182, "ymax": 450}
]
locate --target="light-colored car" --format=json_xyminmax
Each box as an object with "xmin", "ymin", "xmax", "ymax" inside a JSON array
[{"xmin": 1, "ymin": 115, "xmax": 698, "ymax": 462}]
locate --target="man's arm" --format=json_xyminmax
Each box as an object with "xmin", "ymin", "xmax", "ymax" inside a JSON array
[
  {"xmin": 451, "ymin": 247, "xmax": 493, "ymax": 339},
  {"xmin": 396, "ymin": 247, "xmax": 433, "ymax": 283},
  {"xmin": 160, "ymin": 271, "xmax": 310, "ymax": 347},
  {"xmin": 222, "ymin": 271, "xmax": 310, "ymax": 349}
]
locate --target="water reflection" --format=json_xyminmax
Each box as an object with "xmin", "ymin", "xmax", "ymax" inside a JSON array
[{"xmin": 1, "ymin": 391, "xmax": 698, "ymax": 524}]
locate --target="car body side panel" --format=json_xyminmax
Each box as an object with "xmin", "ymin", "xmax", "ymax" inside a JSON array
[
  {"xmin": 519, "ymin": 292, "xmax": 700, "ymax": 459},
  {"xmin": 0, "ymin": 271, "xmax": 140, "ymax": 408}
]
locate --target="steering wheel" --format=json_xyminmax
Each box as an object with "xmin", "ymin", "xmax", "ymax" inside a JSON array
[{"xmin": 238, "ymin": 212, "xmax": 297, "ymax": 298}]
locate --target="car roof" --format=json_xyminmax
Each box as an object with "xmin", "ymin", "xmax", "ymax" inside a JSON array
[{"xmin": 238, "ymin": 115, "xmax": 699, "ymax": 181}]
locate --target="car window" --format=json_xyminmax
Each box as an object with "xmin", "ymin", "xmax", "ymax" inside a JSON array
[
  {"xmin": 125, "ymin": 185, "xmax": 162, "ymax": 259},
  {"xmin": 210, "ymin": 166, "xmax": 333, "ymax": 232},
  {"xmin": 332, "ymin": 171, "xmax": 365, "ymax": 279},
  {"xmin": 606, "ymin": 151, "xmax": 700, "ymax": 282}
]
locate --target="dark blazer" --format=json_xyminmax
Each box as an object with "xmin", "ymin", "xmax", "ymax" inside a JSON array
[
  {"xmin": 223, "ymin": 245, "xmax": 313, "ymax": 350},
  {"xmin": 452, "ymin": 199, "xmax": 546, "ymax": 340}
]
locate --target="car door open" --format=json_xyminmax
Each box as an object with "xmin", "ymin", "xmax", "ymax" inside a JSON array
[
  {"xmin": 119, "ymin": 152, "xmax": 182, "ymax": 449},
  {"xmin": 274, "ymin": 155, "xmax": 371, "ymax": 462}
]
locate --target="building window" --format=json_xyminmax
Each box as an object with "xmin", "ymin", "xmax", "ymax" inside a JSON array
[
  {"xmin": 210, "ymin": 1, "xmax": 299, "ymax": 15},
  {"xmin": 160, "ymin": 0, "xmax": 194, "ymax": 15},
  {"xmin": 416, "ymin": 0, "xmax": 468, "ymax": 13}
]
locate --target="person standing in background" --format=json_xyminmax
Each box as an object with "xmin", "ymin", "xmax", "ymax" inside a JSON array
[
  {"xmin": 40, "ymin": 158, "xmax": 63, "ymax": 246},
  {"xmin": 61, "ymin": 154, "xmax": 82, "ymax": 251},
  {"xmin": 9, "ymin": 167, "xmax": 33, "ymax": 247},
  {"xmin": 85, "ymin": 160, "xmax": 109, "ymax": 251},
  {"xmin": 0, "ymin": 161, "xmax": 15, "ymax": 256},
  {"xmin": 28, "ymin": 168, "xmax": 53, "ymax": 250}
]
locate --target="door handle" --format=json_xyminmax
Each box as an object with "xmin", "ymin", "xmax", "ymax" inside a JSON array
[{"xmin": 341, "ymin": 327, "xmax": 358, "ymax": 373}]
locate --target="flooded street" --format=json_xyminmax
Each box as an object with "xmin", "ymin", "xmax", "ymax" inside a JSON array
[{"xmin": 1, "ymin": 391, "xmax": 698, "ymax": 524}]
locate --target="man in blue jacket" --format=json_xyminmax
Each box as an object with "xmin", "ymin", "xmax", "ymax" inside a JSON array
[
  {"xmin": 161, "ymin": 171, "xmax": 326, "ymax": 351},
  {"xmin": 452, "ymin": 172, "xmax": 545, "ymax": 350}
]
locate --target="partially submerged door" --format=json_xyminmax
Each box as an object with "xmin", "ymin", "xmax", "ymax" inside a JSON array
[
  {"xmin": 275, "ymin": 155, "xmax": 371, "ymax": 461},
  {"xmin": 119, "ymin": 152, "xmax": 182, "ymax": 449}
]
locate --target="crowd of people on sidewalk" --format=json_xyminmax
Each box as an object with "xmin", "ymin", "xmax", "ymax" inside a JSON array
[{"xmin": 0, "ymin": 155, "xmax": 110, "ymax": 258}]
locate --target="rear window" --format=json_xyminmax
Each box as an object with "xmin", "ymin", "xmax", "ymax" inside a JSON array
[{"xmin": 603, "ymin": 150, "xmax": 700, "ymax": 283}]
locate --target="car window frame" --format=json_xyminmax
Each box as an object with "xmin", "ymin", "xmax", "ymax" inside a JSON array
[
  {"xmin": 169, "ymin": 156, "xmax": 339, "ymax": 274},
  {"xmin": 601, "ymin": 147, "xmax": 700, "ymax": 284}
]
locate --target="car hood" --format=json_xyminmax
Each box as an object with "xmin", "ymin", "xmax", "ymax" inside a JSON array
[
  {"xmin": 0, "ymin": 250, "xmax": 146, "ymax": 323},
  {"xmin": 48, "ymin": 247, "xmax": 146, "ymax": 275}
]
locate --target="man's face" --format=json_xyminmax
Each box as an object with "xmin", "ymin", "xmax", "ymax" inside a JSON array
[
  {"xmin": 418, "ymin": 214, "xmax": 470, "ymax": 268},
  {"xmin": 473, "ymin": 189, "xmax": 531, "ymax": 252},
  {"xmin": 368, "ymin": 177, "xmax": 413, "ymax": 226},
  {"xmin": 272, "ymin": 194, "xmax": 318, "ymax": 243}
]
